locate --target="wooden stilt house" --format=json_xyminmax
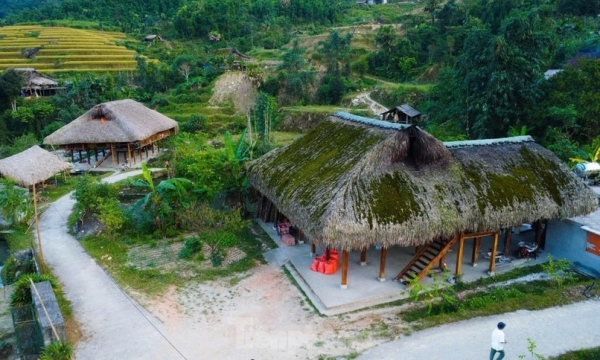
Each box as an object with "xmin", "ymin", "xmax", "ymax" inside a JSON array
[
  {"xmin": 247, "ymin": 112, "xmax": 597, "ymax": 289},
  {"xmin": 43, "ymin": 99, "xmax": 178, "ymax": 167}
]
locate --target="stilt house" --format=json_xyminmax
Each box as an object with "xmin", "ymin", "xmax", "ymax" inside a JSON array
[
  {"xmin": 247, "ymin": 112, "xmax": 597, "ymax": 288},
  {"xmin": 43, "ymin": 99, "xmax": 178, "ymax": 167}
]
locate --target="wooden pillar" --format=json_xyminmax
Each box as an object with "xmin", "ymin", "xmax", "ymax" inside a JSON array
[
  {"xmin": 360, "ymin": 247, "xmax": 367, "ymax": 266},
  {"xmin": 298, "ymin": 230, "xmax": 305, "ymax": 244},
  {"xmin": 71, "ymin": 150, "xmax": 74, "ymax": 163},
  {"xmin": 87, "ymin": 150, "xmax": 91, "ymax": 164},
  {"xmin": 471, "ymin": 236, "xmax": 481, "ymax": 266},
  {"xmin": 110, "ymin": 143, "xmax": 115, "ymax": 165},
  {"xmin": 378, "ymin": 247, "xmax": 387, "ymax": 282},
  {"xmin": 78, "ymin": 150, "xmax": 82, "ymax": 162},
  {"xmin": 488, "ymin": 232, "xmax": 499, "ymax": 275},
  {"xmin": 341, "ymin": 250, "xmax": 349, "ymax": 289},
  {"xmin": 534, "ymin": 220, "xmax": 543, "ymax": 245},
  {"xmin": 94, "ymin": 149, "xmax": 98, "ymax": 161},
  {"xmin": 311, "ymin": 243, "xmax": 316, "ymax": 257},
  {"xmin": 439, "ymin": 255, "xmax": 446, "ymax": 269},
  {"xmin": 455, "ymin": 233, "xmax": 465, "ymax": 277},
  {"xmin": 504, "ymin": 228, "xmax": 512, "ymax": 256},
  {"xmin": 539, "ymin": 220, "xmax": 548, "ymax": 249},
  {"xmin": 127, "ymin": 144, "xmax": 132, "ymax": 166}
]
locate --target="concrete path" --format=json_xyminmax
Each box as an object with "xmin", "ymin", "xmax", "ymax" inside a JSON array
[
  {"xmin": 358, "ymin": 299, "xmax": 600, "ymax": 360},
  {"xmin": 38, "ymin": 170, "xmax": 186, "ymax": 359}
]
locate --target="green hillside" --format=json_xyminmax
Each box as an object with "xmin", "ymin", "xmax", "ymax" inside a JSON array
[{"xmin": 0, "ymin": 25, "xmax": 137, "ymax": 73}]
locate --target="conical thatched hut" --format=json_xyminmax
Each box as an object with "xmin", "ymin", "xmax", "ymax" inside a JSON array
[
  {"xmin": 43, "ymin": 99, "xmax": 178, "ymax": 166},
  {"xmin": 247, "ymin": 112, "xmax": 597, "ymax": 287},
  {"xmin": 0, "ymin": 146, "xmax": 72, "ymax": 187}
]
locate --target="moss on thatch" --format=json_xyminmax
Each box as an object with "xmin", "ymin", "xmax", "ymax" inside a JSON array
[
  {"xmin": 247, "ymin": 113, "xmax": 597, "ymax": 250},
  {"xmin": 0, "ymin": 146, "xmax": 72, "ymax": 187}
]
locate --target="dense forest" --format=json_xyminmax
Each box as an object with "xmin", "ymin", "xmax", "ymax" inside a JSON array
[{"xmin": 1, "ymin": 0, "xmax": 600, "ymax": 163}]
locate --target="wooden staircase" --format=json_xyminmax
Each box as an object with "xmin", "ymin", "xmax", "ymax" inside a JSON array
[{"xmin": 393, "ymin": 234, "xmax": 459, "ymax": 284}]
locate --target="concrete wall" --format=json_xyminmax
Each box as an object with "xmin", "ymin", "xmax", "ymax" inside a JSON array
[
  {"xmin": 546, "ymin": 220, "xmax": 600, "ymax": 277},
  {"xmin": 30, "ymin": 281, "xmax": 66, "ymax": 346}
]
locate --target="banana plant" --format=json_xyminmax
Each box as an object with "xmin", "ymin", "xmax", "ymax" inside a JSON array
[
  {"xmin": 129, "ymin": 162, "xmax": 191, "ymax": 232},
  {"xmin": 569, "ymin": 146, "xmax": 600, "ymax": 164},
  {"xmin": 223, "ymin": 130, "xmax": 255, "ymax": 212}
]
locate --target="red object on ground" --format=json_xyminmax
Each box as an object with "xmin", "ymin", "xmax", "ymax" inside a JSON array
[
  {"xmin": 281, "ymin": 234, "xmax": 295, "ymax": 246},
  {"xmin": 310, "ymin": 249, "xmax": 339, "ymax": 275}
]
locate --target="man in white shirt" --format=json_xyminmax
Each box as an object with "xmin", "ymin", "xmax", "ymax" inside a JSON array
[{"xmin": 490, "ymin": 322, "xmax": 507, "ymax": 360}]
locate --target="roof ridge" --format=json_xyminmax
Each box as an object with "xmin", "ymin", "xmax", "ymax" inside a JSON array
[
  {"xmin": 444, "ymin": 136, "xmax": 534, "ymax": 148},
  {"xmin": 333, "ymin": 111, "xmax": 413, "ymax": 130}
]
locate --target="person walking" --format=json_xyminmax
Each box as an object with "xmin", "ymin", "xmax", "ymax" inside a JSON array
[{"xmin": 490, "ymin": 322, "xmax": 507, "ymax": 360}]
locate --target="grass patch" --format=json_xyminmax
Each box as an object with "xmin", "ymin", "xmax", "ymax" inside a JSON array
[
  {"xmin": 80, "ymin": 220, "xmax": 271, "ymax": 296},
  {"xmin": 551, "ymin": 346, "xmax": 600, "ymax": 359},
  {"xmin": 401, "ymin": 274, "xmax": 598, "ymax": 330}
]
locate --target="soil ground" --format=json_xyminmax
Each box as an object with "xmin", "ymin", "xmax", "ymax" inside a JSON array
[{"xmin": 143, "ymin": 264, "xmax": 408, "ymax": 359}]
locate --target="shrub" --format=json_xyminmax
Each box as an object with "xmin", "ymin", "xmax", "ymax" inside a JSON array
[
  {"xmin": 1, "ymin": 255, "xmax": 36, "ymax": 285},
  {"xmin": 10, "ymin": 273, "xmax": 58, "ymax": 307},
  {"xmin": 181, "ymin": 114, "xmax": 208, "ymax": 133},
  {"xmin": 542, "ymin": 255, "xmax": 574, "ymax": 288},
  {"xmin": 40, "ymin": 341, "xmax": 73, "ymax": 360},
  {"xmin": 178, "ymin": 236, "xmax": 203, "ymax": 260}
]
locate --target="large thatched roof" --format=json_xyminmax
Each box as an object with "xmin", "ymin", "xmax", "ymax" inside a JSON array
[
  {"xmin": 0, "ymin": 146, "xmax": 72, "ymax": 187},
  {"xmin": 43, "ymin": 99, "xmax": 178, "ymax": 145},
  {"xmin": 247, "ymin": 112, "xmax": 597, "ymax": 250}
]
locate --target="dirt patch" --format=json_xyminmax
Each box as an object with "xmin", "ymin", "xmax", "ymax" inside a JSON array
[
  {"xmin": 146, "ymin": 265, "xmax": 410, "ymax": 359},
  {"xmin": 209, "ymin": 72, "xmax": 257, "ymax": 115},
  {"xmin": 127, "ymin": 240, "xmax": 247, "ymax": 275}
]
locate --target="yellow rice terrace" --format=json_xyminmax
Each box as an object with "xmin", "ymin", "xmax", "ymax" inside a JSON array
[{"xmin": 0, "ymin": 25, "xmax": 137, "ymax": 73}]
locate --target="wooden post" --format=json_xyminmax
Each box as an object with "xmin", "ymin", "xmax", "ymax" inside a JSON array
[
  {"xmin": 341, "ymin": 250, "xmax": 349, "ymax": 289},
  {"xmin": 471, "ymin": 236, "xmax": 481, "ymax": 266},
  {"xmin": 504, "ymin": 228, "xmax": 512, "ymax": 256},
  {"xmin": 127, "ymin": 144, "xmax": 132, "ymax": 166},
  {"xmin": 87, "ymin": 150, "xmax": 91, "ymax": 164},
  {"xmin": 298, "ymin": 229, "xmax": 305, "ymax": 244},
  {"xmin": 488, "ymin": 232, "xmax": 499, "ymax": 275},
  {"xmin": 94, "ymin": 149, "xmax": 98, "ymax": 161},
  {"xmin": 378, "ymin": 247, "xmax": 387, "ymax": 282},
  {"xmin": 360, "ymin": 247, "xmax": 367, "ymax": 266},
  {"xmin": 78, "ymin": 150, "xmax": 82, "ymax": 162},
  {"xmin": 455, "ymin": 233, "xmax": 465, "ymax": 276},
  {"xmin": 311, "ymin": 243, "xmax": 316, "ymax": 257},
  {"xmin": 110, "ymin": 143, "xmax": 115, "ymax": 165},
  {"xmin": 534, "ymin": 220, "xmax": 543, "ymax": 245},
  {"xmin": 439, "ymin": 255, "xmax": 446, "ymax": 269},
  {"xmin": 32, "ymin": 179, "xmax": 45, "ymax": 273}
]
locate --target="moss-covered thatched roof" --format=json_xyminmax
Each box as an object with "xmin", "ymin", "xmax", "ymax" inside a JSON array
[
  {"xmin": 43, "ymin": 99, "xmax": 178, "ymax": 145},
  {"xmin": 0, "ymin": 146, "xmax": 72, "ymax": 187},
  {"xmin": 247, "ymin": 112, "xmax": 597, "ymax": 250}
]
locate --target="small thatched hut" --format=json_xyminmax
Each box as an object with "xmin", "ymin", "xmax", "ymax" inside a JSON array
[
  {"xmin": 247, "ymin": 112, "xmax": 597, "ymax": 287},
  {"xmin": 43, "ymin": 99, "xmax": 178, "ymax": 166},
  {"xmin": 0, "ymin": 146, "xmax": 72, "ymax": 188},
  {"xmin": 12, "ymin": 68, "xmax": 60, "ymax": 97}
]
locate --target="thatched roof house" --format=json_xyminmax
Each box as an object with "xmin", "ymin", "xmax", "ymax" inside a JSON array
[
  {"xmin": 43, "ymin": 99, "xmax": 178, "ymax": 166},
  {"xmin": 12, "ymin": 68, "xmax": 60, "ymax": 97},
  {"xmin": 248, "ymin": 112, "xmax": 596, "ymax": 251},
  {"xmin": 0, "ymin": 146, "xmax": 72, "ymax": 187}
]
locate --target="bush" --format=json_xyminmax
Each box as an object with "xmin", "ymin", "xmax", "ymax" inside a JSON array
[
  {"xmin": 10, "ymin": 273, "xmax": 58, "ymax": 307},
  {"xmin": 1, "ymin": 255, "xmax": 36, "ymax": 285},
  {"xmin": 40, "ymin": 341, "xmax": 73, "ymax": 360},
  {"xmin": 181, "ymin": 114, "xmax": 208, "ymax": 133},
  {"xmin": 178, "ymin": 236, "xmax": 204, "ymax": 260}
]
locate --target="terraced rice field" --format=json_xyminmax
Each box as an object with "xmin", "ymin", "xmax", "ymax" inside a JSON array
[{"xmin": 0, "ymin": 25, "xmax": 137, "ymax": 73}]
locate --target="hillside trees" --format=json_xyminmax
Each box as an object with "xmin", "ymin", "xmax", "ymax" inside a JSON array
[
  {"xmin": 428, "ymin": 8, "xmax": 552, "ymax": 139},
  {"xmin": 317, "ymin": 30, "xmax": 353, "ymax": 104}
]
